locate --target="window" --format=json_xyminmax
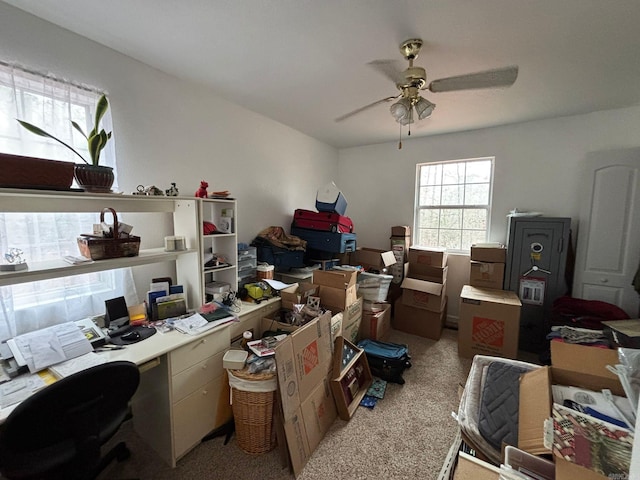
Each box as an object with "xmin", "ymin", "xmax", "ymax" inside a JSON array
[
  {"xmin": 414, "ymin": 157, "xmax": 494, "ymax": 252},
  {"xmin": 0, "ymin": 62, "xmax": 135, "ymax": 339}
]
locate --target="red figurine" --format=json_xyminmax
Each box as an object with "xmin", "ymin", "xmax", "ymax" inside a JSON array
[{"xmin": 195, "ymin": 181, "xmax": 209, "ymax": 198}]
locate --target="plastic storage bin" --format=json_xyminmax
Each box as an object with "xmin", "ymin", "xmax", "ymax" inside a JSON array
[{"xmin": 357, "ymin": 272, "xmax": 393, "ymax": 302}]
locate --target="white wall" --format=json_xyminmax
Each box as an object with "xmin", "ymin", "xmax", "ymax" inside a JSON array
[
  {"xmin": 0, "ymin": 2, "xmax": 338, "ymax": 247},
  {"xmin": 338, "ymin": 105, "xmax": 640, "ymax": 319}
]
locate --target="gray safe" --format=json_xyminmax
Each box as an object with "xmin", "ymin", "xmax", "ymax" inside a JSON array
[{"xmin": 504, "ymin": 216, "xmax": 571, "ymax": 353}]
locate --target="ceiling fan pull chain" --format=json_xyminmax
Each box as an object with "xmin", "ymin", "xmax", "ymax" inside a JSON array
[{"xmin": 398, "ymin": 122, "xmax": 402, "ymax": 150}]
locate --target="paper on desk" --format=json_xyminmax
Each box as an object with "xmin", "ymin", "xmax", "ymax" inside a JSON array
[
  {"xmin": 263, "ymin": 279, "xmax": 292, "ymax": 291},
  {"xmin": 49, "ymin": 352, "xmax": 106, "ymax": 379},
  {"xmin": 0, "ymin": 374, "xmax": 47, "ymax": 408},
  {"xmin": 11, "ymin": 321, "xmax": 93, "ymax": 373},
  {"xmin": 173, "ymin": 312, "xmax": 236, "ymax": 335}
]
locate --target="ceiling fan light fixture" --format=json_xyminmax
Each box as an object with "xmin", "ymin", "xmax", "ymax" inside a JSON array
[
  {"xmin": 414, "ymin": 96, "xmax": 436, "ymax": 120},
  {"xmin": 390, "ymin": 97, "xmax": 412, "ymax": 122}
]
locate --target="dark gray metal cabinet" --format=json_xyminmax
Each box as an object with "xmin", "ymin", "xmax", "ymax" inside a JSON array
[{"xmin": 504, "ymin": 216, "xmax": 571, "ymax": 353}]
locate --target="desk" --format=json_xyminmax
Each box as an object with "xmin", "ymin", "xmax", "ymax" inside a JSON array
[{"xmin": 0, "ymin": 297, "xmax": 281, "ymax": 468}]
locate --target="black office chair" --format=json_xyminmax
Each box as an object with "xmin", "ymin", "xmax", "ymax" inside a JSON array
[{"xmin": 0, "ymin": 361, "xmax": 140, "ymax": 480}]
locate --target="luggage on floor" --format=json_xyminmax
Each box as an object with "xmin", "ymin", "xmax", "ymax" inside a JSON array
[
  {"xmin": 290, "ymin": 227, "xmax": 356, "ymax": 254},
  {"xmin": 356, "ymin": 339, "xmax": 411, "ymax": 385},
  {"xmin": 292, "ymin": 209, "xmax": 354, "ymax": 233}
]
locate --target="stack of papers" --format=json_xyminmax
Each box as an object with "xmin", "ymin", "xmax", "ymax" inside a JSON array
[
  {"xmin": 8, "ymin": 322, "xmax": 93, "ymax": 373},
  {"xmin": 173, "ymin": 312, "xmax": 236, "ymax": 335}
]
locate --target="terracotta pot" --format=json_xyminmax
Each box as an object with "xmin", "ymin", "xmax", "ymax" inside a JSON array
[
  {"xmin": 0, "ymin": 153, "xmax": 75, "ymax": 190},
  {"xmin": 74, "ymin": 165, "xmax": 115, "ymax": 193}
]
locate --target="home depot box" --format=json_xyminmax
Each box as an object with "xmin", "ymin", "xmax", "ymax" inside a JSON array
[
  {"xmin": 518, "ymin": 341, "xmax": 625, "ymax": 480},
  {"xmin": 404, "ymin": 262, "xmax": 448, "ymax": 284},
  {"xmin": 469, "ymin": 261, "xmax": 505, "ymax": 290},
  {"xmin": 282, "ymin": 373, "xmax": 337, "ymax": 477},
  {"xmin": 458, "ymin": 286, "xmax": 521, "ymax": 359},
  {"xmin": 358, "ymin": 301, "xmax": 391, "ymax": 341},
  {"xmin": 408, "ymin": 246, "xmax": 447, "ymax": 267},
  {"xmin": 470, "ymin": 244, "xmax": 506, "ymax": 263},
  {"xmin": 351, "ymin": 247, "xmax": 396, "ymax": 272},
  {"xmin": 280, "ymin": 282, "xmax": 319, "ymax": 310},
  {"xmin": 392, "ymin": 298, "xmax": 447, "ymax": 340},
  {"xmin": 400, "ymin": 277, "xmax": 446, "ymax": 312},
  {"xmin": 275, "ymin": 311, "xmax": 333, "ymax": 421}
]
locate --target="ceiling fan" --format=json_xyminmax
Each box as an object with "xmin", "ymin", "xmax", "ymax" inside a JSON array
[{"xmin": 335, "ymin": 38, "xmax": 519, "ymax": 127}]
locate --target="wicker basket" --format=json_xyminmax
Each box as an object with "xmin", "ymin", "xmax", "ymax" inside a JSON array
[
  {"xmin": 77, "ymin": 207, "xmax": 141, "ymax": 260},
  {"xmin": 228, "ymin": 369, "xmax": 277, "ymax": 455}
]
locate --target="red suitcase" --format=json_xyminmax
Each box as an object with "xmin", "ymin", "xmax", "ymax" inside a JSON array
[{"xmin": 292, "ymin": 209, "xmax": 354, "ymax": 233}]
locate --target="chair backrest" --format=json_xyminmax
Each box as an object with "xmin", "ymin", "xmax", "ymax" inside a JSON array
[{"xmin": 0, "ymin": 360, "xmax": 140, "ymax": 479}]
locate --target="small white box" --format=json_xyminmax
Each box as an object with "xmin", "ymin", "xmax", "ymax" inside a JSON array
[{"xmin": 223, "ymin": 349, "xmax": 248, "ymax": 370}]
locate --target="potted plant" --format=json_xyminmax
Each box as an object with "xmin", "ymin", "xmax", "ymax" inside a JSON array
[{"xmin": 17, "ymin": 94, "xmax": 115, "ymax": 193}]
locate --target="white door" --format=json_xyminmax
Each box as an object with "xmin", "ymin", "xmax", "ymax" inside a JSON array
[{"xmin": 572, "ymin": 148, "xmax": 640, "ymax": 317}]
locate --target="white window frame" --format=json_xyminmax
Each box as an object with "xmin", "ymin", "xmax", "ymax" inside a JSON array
[
  {"xmin": 414, "ymin": 157, "xmax": 495, "ymax": 253},
  {"xmin": 0, "ymin": 62, "xmax": 135, "ymax": 339}
]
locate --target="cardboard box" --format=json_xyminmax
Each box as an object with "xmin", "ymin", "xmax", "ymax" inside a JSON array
[
  {"xmin": 275, "ymin": 311, "xmax": 333, "ymax": 421},
  {"xmin": 469, "ymin": 261, "xmax": 505, "ymax": 290},
  {"xmin": 281, "ymin": 405, "xmax": 310, "ymax": 476},
  {"xmin": 408, "ymin": 246, "xmax": 447, "ymax": 267},
  {"xmin": 300, "ymin": 377, "xmax": 337, "ymax": 453},
  {"xmin": 602, "ymin": 319, "xmax": 640, "ymax": 348},
  {"xmin": 339, "ymin": 297, "xmax": 363, "ymax": 344},
  {"xmin": 351, "ymin": 247, "xmax": 396, "ymax": 272},
  {"xmin": 313, "ymin": 269, "xmax": 358, "ymax": 290},
  {"xmin": 458, "ymin": 285, "xmax": 521, "ymax": 359},
  {"xmin": 518, "ymin": 341, "xmax": 624, "ymax": 480},
  {"xmin": 330, "ymin": 312, "xmax": 343, "ymax": 344},
  {"xmin": 391, "ymin": 226, "xmax": 411, "ymax": 237},
  {"xmin": 280, "ymin": 282, "xmax": 319, "ymax": 310},
  {"xmin": 470, "ymin": 244, "xmax": 506, "ymax": 263},
  {"xmin": 358, "ymin": 302, "xmax": 391, "ymax": 341},
  {"xmin": 404, "ymin": 262, "xmax": 448, "ymax": 284},
  {"xmin": 392, "ymin": 298, "xmax": 447, "ymax": 340},
  {"xmin": 400, "ymin": 277, "xmax": 446, "ymax": 312},
  {"xmin": 319, "ymin": 284, "xmax": 358, "ymax": 312},
  {"xmin": 330, "ymin": 336, "xmax": 373, "ymax": 420},
  {"xmin": 453, "ymin": 452, "xmax": 500, "ymax": 480},
  {"xmin": 261, "ymin": 309, "xmax": 299, "ymax": 335}
]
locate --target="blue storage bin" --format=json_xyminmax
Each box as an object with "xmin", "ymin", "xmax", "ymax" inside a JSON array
[{"xmin": 315, "ymin": 181, "xmax": 347, "ymax": 215}]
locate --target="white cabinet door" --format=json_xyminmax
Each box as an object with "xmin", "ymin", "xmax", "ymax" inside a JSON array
[{"xmin": 572, "ymin": 149, "xmax": 640, "ymax": 317}]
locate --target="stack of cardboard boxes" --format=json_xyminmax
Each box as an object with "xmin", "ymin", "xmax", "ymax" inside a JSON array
[
  {"xmin": 469, "ymin": 243, "xmax": 507, "ymax": 290},
  {"xmin": 313, "ymin": 269, "xmax": 363, "ymax": 344},
  {"xmin": 392, "ymin": 246, "xmax": 448, "ymax": 340},
  {"xmin": 458, "ymin": 244, "xmax": 522, "ymax": 359}
]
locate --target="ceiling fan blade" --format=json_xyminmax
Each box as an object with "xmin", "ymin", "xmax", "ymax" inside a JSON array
[
  {"xmin": 335, "ymin": 95, "xmax": 400, "ymax": 122},
  {"xmin": 427, "ymin": 65, "xmax": 519, "ymax": 93},
  {"xmin": 367, "ymin": 59, "xmax": 406, "ymax": 85}
]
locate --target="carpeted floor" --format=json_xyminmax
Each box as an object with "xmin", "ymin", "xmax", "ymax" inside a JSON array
[{"xmin": 99, "ymin": 327, "xmax": 472, "ymax": 480}]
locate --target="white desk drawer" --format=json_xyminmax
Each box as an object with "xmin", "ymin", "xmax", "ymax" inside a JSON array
[
  {"xmin": 170, "ymin": 328, "xmax": 229, "ymax": 375},
  {"xmin": 171, "ymin": 350, "xmax": 224, "ymax": 403},
  {"xmin": 172, "ymin": 375, "xmax": 221, "ymax": 459}
]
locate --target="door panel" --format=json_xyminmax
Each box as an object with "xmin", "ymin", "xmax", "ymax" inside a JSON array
[{"xmin": 573, "ymin": 149, "xmax": 640, "ymax": 317}]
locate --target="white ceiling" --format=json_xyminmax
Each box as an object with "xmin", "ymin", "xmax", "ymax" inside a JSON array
[{"xmin": 4, "ymin": 0, "xmax": 640, "ymax": 149}]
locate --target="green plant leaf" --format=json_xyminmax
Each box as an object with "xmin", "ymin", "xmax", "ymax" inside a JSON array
[
  {"xmin": 71, "ymin": 121, "xmax": 88, "ymax": 139},
  {"xmin": 16, "ymin": 119, "xmax": 89, "ymax": 164},
  {"xmin": 92, "ymin": 94, "xmax": 109, "ymax": 137}
]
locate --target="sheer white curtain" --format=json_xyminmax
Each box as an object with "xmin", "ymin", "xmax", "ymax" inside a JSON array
[{"xmin": 0, "ymin": 62, "xmax": 137, "ymax": 339}]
